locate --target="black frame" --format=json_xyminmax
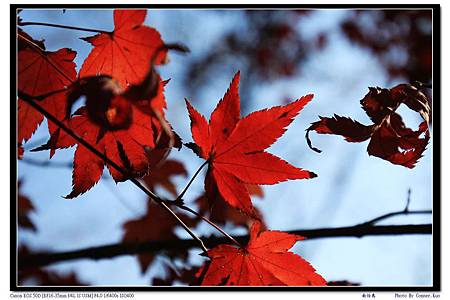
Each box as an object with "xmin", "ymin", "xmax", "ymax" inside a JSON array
[{"xmin": 11, "ymin": 3, "xmax": 441, "ymax": 292}]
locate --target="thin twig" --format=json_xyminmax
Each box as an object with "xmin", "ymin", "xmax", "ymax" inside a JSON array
[
  {"xmin": 359, "ymin": 189, "xmax": 431, "ymax": 226},
  {"xmin": 178, "ymin": 205, "xmax": 243, "ymax": 248},
  {"xmin": 19, "ymin": 21, "xmax": 111, "ymax": 34},
  {"xmin": 358, "ymin": 210, "xmax": 432, "ymax": 227},
  {"xmin": 20, "ymin": 155, "xmax": 240, "ymax": 247},
  {"xmin": 176, "ymin": 160, "xmax": 209, "ymax": 202},
  {"xmin": 405, "ymin": 188, "xmax": 411, "ymax": 212},
  {"xmin": 18, "ymin": 224, "xmax": 432, "ymax": 269}
]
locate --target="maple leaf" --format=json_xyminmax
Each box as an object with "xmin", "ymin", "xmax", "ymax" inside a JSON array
[
  {"xmin": 79, "ymin": 9, "xmax": 166, "ymax": 88},
  {"xmin": 196, "ymin": 184, "xmax": 266, "ymax": 229},
  {"xmin": 122, "ymin": 201, "xmax": 197, "ymax": 273},
  {"xmin": 306, "ymin": 84, "xmax": 430, "ymax": 168},
  {"xmin": 34, "ymin": 71, "xmax": 175, "ymax": 197},
  {"xmin": 186, "ymin": 71, "xmax": 316, "ymax": 217},
  {"xmin": 142, "ymin": 159, "xmax": 187, "ymax": 197},
  {"xmin": 69, "ymin": 42, "xmax": 189, "ymax": 127},
  {"xmin": 46, "ymin": 103, "xmax": 157, "ymax": 198},
  {"xmin": 196, "ymin": 222, "xmax": 326, "ymax": 286},
  {"xmin": 17, "ymin": 31, "xmax": 77, "ymax": 145}
]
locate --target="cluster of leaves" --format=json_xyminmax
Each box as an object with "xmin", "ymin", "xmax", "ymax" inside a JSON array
[
  {"xmin": 17, "ymin": 9, "xmax": 326, "ymax": 286},
  {"xmin": 17, "ymin": 8, "xmax": 432, "ymax": 286}
]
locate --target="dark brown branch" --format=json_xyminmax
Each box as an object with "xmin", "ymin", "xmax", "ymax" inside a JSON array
[
  {"xmin": 19, "ymin": 224, "xmax": 431, "ymax": 270},
  {"xmin": 19, "ymin": 21, "xmax": 111, "ymax": 34}
]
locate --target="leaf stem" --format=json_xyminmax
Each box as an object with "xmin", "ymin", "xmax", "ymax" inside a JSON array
[
  {"xmin": 19, "ymin": 92, "xmax": 208, "ymax": 254},
  {"xmin": 178, "ymin": 204, "xmax": 243, "ymax": 248},
  {"xmin": 176, "ymin": 160, "xmax": 209, "ymax": 202},
  {"xmin": 19, "ymin": 21, "xmax": 111, "ymax": 34}
]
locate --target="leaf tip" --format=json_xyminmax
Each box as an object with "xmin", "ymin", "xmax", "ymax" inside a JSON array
[{"xmin": 308, "ymin": 171, "xmax": 318, "ymax": 179}]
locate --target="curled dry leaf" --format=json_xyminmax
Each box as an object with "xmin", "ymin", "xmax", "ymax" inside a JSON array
[
  {"xmin": 186, "ymin": 71, "xmax": 316, "ymax": 217},
  {"xmin": 196, "ymin": 221, "xmax": 326, "ymax": 286},
  {"xmin": 306, "ymin": 84, "xmax": 430, "ymax": 168}
]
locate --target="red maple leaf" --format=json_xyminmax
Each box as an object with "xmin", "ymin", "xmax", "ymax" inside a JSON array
[
  {"xmin": 48, "ymin": 102, "xmax": 162, "ymax": 198},
  {"xmin": 122, "ymin": 201, "xmax": 197, "ymax": 273},
  {"xmin": 306, "ymin": 84, "xmax": 430, "ymax": 168},
  {"xmin": 185, "ymin": 71, "xmax": 316, "ymax": 216},
  {"xmin": 196, "ymin": 184, "xmax": 266, "ymax": 229},
  {"xmin": 142, "ymin": 159, "xmax": 187, "ymax": 198},
  {"xmin": 79, "ymin": 9, "xmax": 166, "ymax": 88},
  {"xmin": 17, "ymin": 31, "xmax": 77, "ymax": 145},
  {"xmin": 196, "ymin": 221, "xmax": 326, "ymax": 286},
  {"xmin": 36, "ymin": 68, "xmax": 174, "ymax": 198}
]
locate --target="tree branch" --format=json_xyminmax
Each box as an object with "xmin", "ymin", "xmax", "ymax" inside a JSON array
[
  {"xmin": 19, "ymin": 21, "xmax": 111, "ymax": 34},
  {"xmin": 19, "ymin": 223, "xmax": 432, "ymax": 270}
]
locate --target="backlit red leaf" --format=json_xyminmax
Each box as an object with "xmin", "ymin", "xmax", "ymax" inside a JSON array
[
  {"xmin": 80, "ymin": 9, "xmax": 166, "ymax": 88},
  {"xmin": 196, "ymin": 184, "xmax": 265, "ymax": 229},
  {"xmin": 18, "ymin": 34, "xmax": 77, "ymax": 144},
  {"xmin": 47, "ymin": 102, "xmax": 158, "ymax": 198},
  {"xmin": 38, "ymin": 71, "xmax": 175, "ymax": 198},
  {"xmin": 186, "ymin": 72, "xmax": 315, "ymax": 216},
  {"xmin": 196, "ymin": 222, "xmax": 326, "ymax": 286}
]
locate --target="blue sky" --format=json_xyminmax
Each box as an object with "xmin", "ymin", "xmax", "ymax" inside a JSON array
[{"xmin": 17, "ymin": 9, "xmax": 433, "ymax": 286}]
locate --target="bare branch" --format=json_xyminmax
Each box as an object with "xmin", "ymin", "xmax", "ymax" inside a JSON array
[
  {"xmin": 19, "ymin": 21, "xmax": 111, "ymax": 34},
  {"xmin": 19, "ymin": 223, "xmax": 431, "ymax": 270}
]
